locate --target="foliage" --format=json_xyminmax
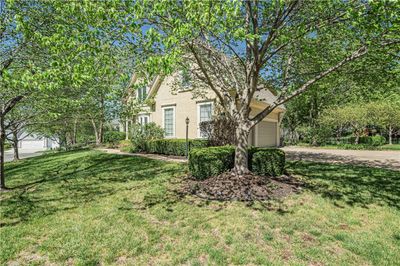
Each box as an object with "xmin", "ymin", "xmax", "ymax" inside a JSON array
[
  {"xmin": 143, "ymin": 139, "xmax": 209, "ymax": 156},
  {"xmin": 369, "ymin": 135, "xmax": 387, "ymax": 147},
  {"xmin": 199, "ymin": 115, "xmax": 236, "ymax": 146},
  {"xmin": 131, "ymin": 122, "xmax": 165, "ymax": 151},
  {"xmin": 103, "ymin": 131, "xmax": 125, "ymax": 147},
  {"xmin": 119, "ymin": 140, "xmax": 133, "ymax": 153},
  {"xmin": 189, "ymin": 146, "xmax": 286, "ymax": 179},
  {"xmin": 189, "ymin": 146, "xmax": 235, "ymax": 180},
  {"xmin": 4, "ymin": 143, "xmax": 11, "ymax": 150},
  {"xmin": 250, "ymin": 149, "xmax": 285, "ymax": 177}
]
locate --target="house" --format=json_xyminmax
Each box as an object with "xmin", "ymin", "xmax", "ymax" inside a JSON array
[
  {"xmin": 17, "ymin": 132, "xmax": 60, "ymax": 150},
  {"xmin": 130, "ymin": 73, "xmax": 285, "ymax": 147}
]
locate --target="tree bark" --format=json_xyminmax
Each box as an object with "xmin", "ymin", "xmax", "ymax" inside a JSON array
[
  {"xmin": 355, "ymin": 134, "xmax": 360, "ymax": 145},
  {"xmin": 91, "ymin": 119, "xmax": 102, "ymax": 145},
  {"xmin": 12, "ymin": 130, "xmax": 19, "ymax": 161},
  {"xmin": 72, "ymin": 118, "xmax": 78, "ymax": 145},
  {"xmin": 125, "ymin": 119, "xmax": 129, "ymax": 140},
  {"xmin": 234, "ymin": 125, "xmax": 250, "ymax": 175},
  {"xmin": 388, "ymin": 125, "xmax": 393, "ymax": 145},
  {"xmin": 0, "ymin": 114, "xmax": 6, "ymax": 189}
]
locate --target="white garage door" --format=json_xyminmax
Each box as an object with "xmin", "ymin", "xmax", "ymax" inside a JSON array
[
  {"xmin": 257, "ymin": 121, "xmax": 277, "ymax": 147},
  {"xmin": 20, "ymin": 139, "xmax": 45, "ymax": 149}
]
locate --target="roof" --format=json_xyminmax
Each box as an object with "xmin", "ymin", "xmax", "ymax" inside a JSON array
[{"xmin": 131, "ymin": 72, "xmax": 285, "ymax": 112}]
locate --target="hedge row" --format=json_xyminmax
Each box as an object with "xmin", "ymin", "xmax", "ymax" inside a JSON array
[
  {"xmin": 327, "ymin": 135, "xmax": 386, "ymax": 146},
  {"xmin": 189, "ymin": 146, "xmax": 285, "ymax": 179},
  {"xmin": 142, "ymin": 139, "xmax": 209, "ymax": 156}
]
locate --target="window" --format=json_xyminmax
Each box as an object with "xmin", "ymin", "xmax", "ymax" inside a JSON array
[
  {"xmin": 197, "ymin": 102, "xmax": 213, "ymax": 138},
  {"xmin": 180, "ymin": 69, "xmax": 191, "ymax": 88},
  {"xmin": 163, "ymin": 107, "xmax": 175, "ymax": 137},
  {"xmin": 138, "ymin": 115, "xmax": 150, "ymax": 126},
  {"xmin": 137, "ymin": 86, "xmax": 147, "ymax": 102}
]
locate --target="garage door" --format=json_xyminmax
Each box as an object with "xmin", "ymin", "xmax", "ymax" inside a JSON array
[
  {"xmin": 257, "ymin": 121, "xmax": 277, "ymax": 147},
  {"xmin": 20, "ymin": 139, "xmax": 45, "ymax": 149}
]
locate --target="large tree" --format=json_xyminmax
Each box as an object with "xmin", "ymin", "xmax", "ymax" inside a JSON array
[
  {"xmin": 125, "ymin": 0, "xmax": 399, "ymax": 174},
  {"xmin": 0, "ymin": 0, "xmax": 121, "ymax": 189}
]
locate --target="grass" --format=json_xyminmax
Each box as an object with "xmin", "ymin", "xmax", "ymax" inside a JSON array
[
  {"xmin": 1, "ymin": 150, "xmax": 399, "ymax": 265},
  {"xmin": 294, "ymin": 142, "xmax": 400, "ymax": 151}
]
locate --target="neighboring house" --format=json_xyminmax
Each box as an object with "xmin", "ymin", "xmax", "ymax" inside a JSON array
[
  {"xmin": 17, "ymin": 132, "xmax": 60, "ymax": 150},
  {"xmin": 130, "ymin": 73, "xmax": 285, "ymax": 147}
]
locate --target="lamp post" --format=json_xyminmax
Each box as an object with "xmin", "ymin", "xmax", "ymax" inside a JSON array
[{"xmin": 185, "ymin": 117, "xmax": 190, "ymax": 158}]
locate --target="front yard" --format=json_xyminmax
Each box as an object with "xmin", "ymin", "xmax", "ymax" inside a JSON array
[{"xmin": 1, "ymin": 150, "xmax": 399, "ymax": 265}]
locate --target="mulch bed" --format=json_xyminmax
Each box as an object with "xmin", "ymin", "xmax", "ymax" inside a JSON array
[{"xmin": 180, "ymin": 172, "xmax": 303, "ymax": 202}]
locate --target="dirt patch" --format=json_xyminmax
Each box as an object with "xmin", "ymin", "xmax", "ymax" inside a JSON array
[{"xmin": 180, "ymin": 172, "xmax": 303, "ymax": 201}]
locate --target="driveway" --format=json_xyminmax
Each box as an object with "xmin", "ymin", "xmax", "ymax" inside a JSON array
[
  {"xmin": 282, "ymin": 146, "xmax": 400, "ymax": 170},
  {"xmin": 4, "ymin": 147, "xmax": 46, "ymax": 163}
]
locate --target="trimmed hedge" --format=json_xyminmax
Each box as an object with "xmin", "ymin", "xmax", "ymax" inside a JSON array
[
  {"xmin": 189, "ymin": 146, "xmax": 285, "ymax": 179},
  {"xmin": 328, "ymin": 135, "xmax": 387, "ymax": 146},
  {"xmin": 143, "ymin": 139, "xmax": 209, "ymax": 156},
  {"xmin": 189, "ymin": 146, "xmax": 235, "ymax": 180},
  {"xmin": 250, "ymin": 148, "xmax": 285, "ymax": 177}
]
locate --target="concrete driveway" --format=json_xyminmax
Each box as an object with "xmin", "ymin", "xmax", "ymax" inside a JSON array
[
  {"xmin": 282, "ymin": 146, "xmax": 400, "ymax": 170},
  {"xmin": 4, "ymin": 147, "xmax": 46, "ymax": 163}
]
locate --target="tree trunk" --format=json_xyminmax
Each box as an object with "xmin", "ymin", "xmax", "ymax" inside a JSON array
[
  {"xmin": 12, "ymin": 130, "xmax": 19, "ymax": 161},
  {"xmin": 233, "ymin": 125, "xmax": 250, "ymax": 175},
  {"xmin": 125, "ymin": 119, "xmax": 129, "ymax": 140},
  {"xmin": 0, "ymin": 114, "xmax": 6, "ymax": 189},
  {"xmin": 72, "ymin": 118, "xmax": 78, "ymax": 145},
  {"xmin": 355, "ymin": 134, "xmax": 360, "ymax": 145},
  {"xmin": 388, "ymin": 125, "xmax": 393, "ymax": 145},
  {"xmin": 91, "ymin": 119, "xmax": 102, "ymax": 145}
]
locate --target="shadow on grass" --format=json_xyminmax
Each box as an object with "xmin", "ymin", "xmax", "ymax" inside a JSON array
[
  {"xmin": 286, "ymin": 161, "xmax": 400, "ymax": 209},
  {"xmin": 1, "ymin": 150, "xmax": 185, "ymax": 227}
]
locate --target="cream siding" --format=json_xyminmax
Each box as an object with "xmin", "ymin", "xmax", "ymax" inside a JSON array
[{"xmin": 135, "ymin": 74, "xmax": 284, "ymax": 146}]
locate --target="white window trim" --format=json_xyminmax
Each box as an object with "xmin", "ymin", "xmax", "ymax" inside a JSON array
[
  {"xmin": 138, "ymin": 114, "xmax": 150, "ymax": 125},
  {"xmin": 162, "ymin": 106, "xmax": 176, "ymax": 138},
  {"xmin": 197, "ymin": 101, "xmax": 214, "ymax": 138}
]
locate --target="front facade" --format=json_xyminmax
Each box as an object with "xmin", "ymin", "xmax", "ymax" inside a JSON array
[{"xmin": 131, "ymin": 73, "xmax": 285, "ymax": 147}]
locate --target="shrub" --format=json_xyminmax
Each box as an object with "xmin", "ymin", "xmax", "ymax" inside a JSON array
[
  {"xmin": 199, "ymin": 115, "xmax": 236, "ymax": 146},
  {"xmin": 103, "ymin": 131, "xmax": 125, "ymax": 146},
  {"xmin": 189, "ymin": 146, "xmax": 235, "ymax": 179},
  {"xmin": 131, "ymin": 122, "xmax": 165, "ymax": 151},
  {"xmin": 119, "ymin": 140, "xmax": 133, "ymax": 152},
  {"xmin": 369, "ymin": 135, "xmax": 386, "ymax": 146},
  {"xmin": 4, "ymin": 142, "xmax": 12, "ymax": 150},
  {"xmin": 250, "ymin": 148, "xmax": 285, "ymax": 177},
  {"xmin": 143, "ymin": 139, "xmax": 209, "ymax": 156},
  {"xmin": 189, "ymin": 146, "xmax": 286, "ymax": 179}
]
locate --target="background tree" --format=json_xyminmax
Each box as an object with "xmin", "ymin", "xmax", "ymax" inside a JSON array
[{"xmin": 368, "ymin": 97, "xmax": 400, "ymax": 145}]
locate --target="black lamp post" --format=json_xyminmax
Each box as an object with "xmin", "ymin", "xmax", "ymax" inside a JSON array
[{"xmin": 185, "ymin": 117, "xmax": 190, "ymax": 158}]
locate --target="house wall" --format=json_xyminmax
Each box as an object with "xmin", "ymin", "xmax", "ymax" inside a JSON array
[
  {"xmin": 148, "ymin": 76, "xmax": 215, "ymax": 139},
  {"xmin": 140, "ymin": 75, "xmax": 283, "ymax": 146}
]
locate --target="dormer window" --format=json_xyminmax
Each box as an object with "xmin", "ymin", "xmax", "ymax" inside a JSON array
[
  {"xmin": 137, "ymin": 86, "xmax": 147, "ymax": 102},
  {"xmin": 180, "ymin": 69, "xmax": 191, "ymax": 88}
]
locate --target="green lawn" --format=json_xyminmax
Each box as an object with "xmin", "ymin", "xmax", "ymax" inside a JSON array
[{"xmin": 1, "ymin": 150, "xmax": 399, "ymax": 265}]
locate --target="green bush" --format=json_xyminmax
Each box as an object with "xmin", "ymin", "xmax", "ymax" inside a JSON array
[
  {"xmin": 189, "ymin": 146, "xmax": 235, "ymax": 179},
  {"xmin": 143, "ymin": 139, "xmax": 209, "ymax": 156},
  {"xmin": 250, "ymin": 148, "xmax": 285, "ymax": 177},
  {"xmin": 119, "ymin": 140, "xmax": 133, "ymax": 152},
  {"xmin": 189, "ymin": 146, "xmax": 286, "ymax": 179},
  {"xmin": 4, "ymin": 142, "xmax": 12, "ymax": 150},
  {"xmin": 131, "ymin": 122, "xmax": 165, "ymax": 151},
  {"xmin": 104, "ymin": 131, "xmax": 125, "ymax": 146},
  {"xmin": 369, "ymin": 135, "xmax": 386, "ymax": 146}
]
